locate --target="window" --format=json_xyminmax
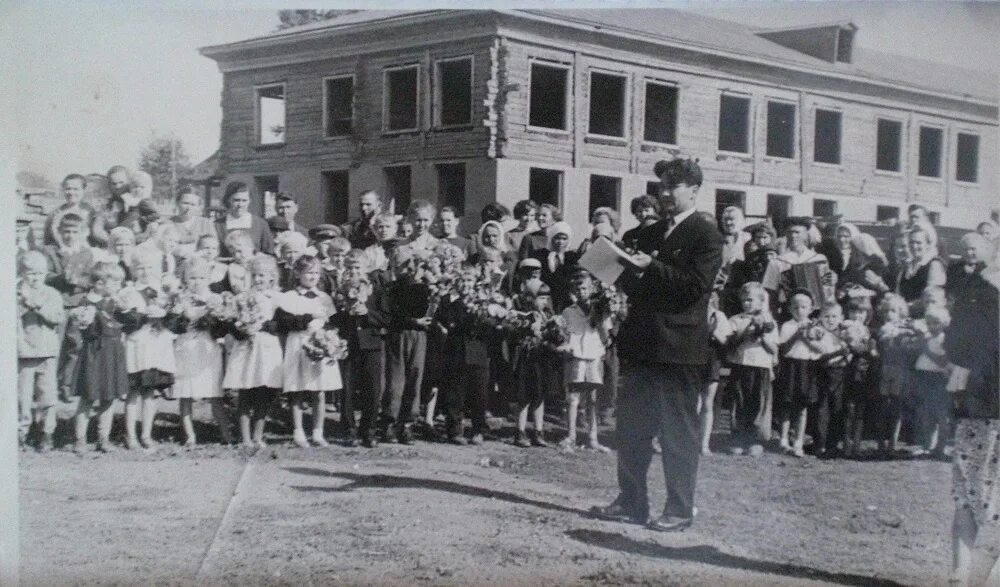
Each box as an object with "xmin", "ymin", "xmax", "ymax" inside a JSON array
[
  {"xmin": 876, "ymin": 118, "xmax": 902, "ymax": 172},
  {"xmin": 876, "ymin": 205, "xmax": 899, "ymax": 223},
  {"xmin": 813, "ymin": 199, "xmax": 837, "ymax": 218},
  {"xmin": 384, "ymin": 165, "xmax": 412, "ymax": 214},
  {"xmin": 528, "ymin": 168, "xmax": 562, "ymax": 208},
  {"xmin": 324, "ymin": 76, "xmax": 354, "ymax": 137},
  {"xmin": 765, "ymin": 101, "xmax": 796, "ymax": 159},
  {"xmin": 918, "ymin": 126, "xmax": 943, "ymax": 178},
  {"xmin": 255, "ymin": 176, "xmax": 279, "ymax": 218},
  {"xmin": 256, "ymin": 84, "xmax": 286, "ymax": 145},
  {"xmin": 836, "ymin": 29, "xmax": 853, "ymax": 63},
  {"xmin": 813, "ymin": 109, "xmax": 842, "ymax": 164},
  {"xmin": 646, "ymin": 181, "xmax": 661, "ymax": 196},
  {"xmin": 767, "ymin": 194, "xmax": 791, "ymax": 227},
  {"xmin": 529, "ymin": 62, "xmax": 569, "ymax": 130},
  {"xmin": 589, "ymin": 72, "xmax": 627, "ymax": 137},
  {"xmin": 589, "ymin": 175, "xmax": 621, "ymax": 216},
  {"xmin": 435, "ymin": 57, "xmax": 473, "ymax": 127},
  {"xmin": 928, "ymin": 211, "xmax": 940, "ymax": 225},
  {"xmin": 644, "ymin": 82, "xmax": 678, "ymax": 144},
  {"xmin": 384, "ymin": 65, "xmax": 419, "ymax": 132},
  {"xmin": 718, "ymin": 94, "xmax": 750, "ymax": 153},
  {"xmin": 956, "ymin": 132, "xmax": 979, "ymax": 183},
  {"xmin": 322, "ymin": 170, "xmax": 350, "ymax": 224},
  {"xmin": 436, "ymin": 163, "xmax": 466, "ymax": 215},
  {"xmin": 715, "ymin": 190, "xmax": 745, "ymax": 220}
]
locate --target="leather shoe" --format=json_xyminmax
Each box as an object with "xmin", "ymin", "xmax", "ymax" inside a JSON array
[
  {"xmin": 646, "ymin": 515, "xmax": 693, "ymax": 533},
  {"xmin": 590, "ymin": 501, "xmax": 646, "ymax": 525}
]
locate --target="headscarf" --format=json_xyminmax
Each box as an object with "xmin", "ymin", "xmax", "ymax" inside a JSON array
[
  {"xmin": 478, "ymin": 220, "xmax": 508, "ymax": 252},
  {"xmin": 549, "ymin": 221, "xmax": 572, "ymax": 245}
]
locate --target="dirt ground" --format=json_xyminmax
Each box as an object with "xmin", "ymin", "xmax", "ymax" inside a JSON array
[{"xmin": 18, "ymin": 400, "xmax": 994, "ymax": 586}]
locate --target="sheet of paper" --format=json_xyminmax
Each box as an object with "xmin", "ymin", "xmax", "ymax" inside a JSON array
[{"xmin": 578, "ymin": 237, "xmax": 635, "ymax": 285}]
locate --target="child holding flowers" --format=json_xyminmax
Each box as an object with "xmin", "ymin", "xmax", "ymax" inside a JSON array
[
  {"xmin": 841, "ymin": 297, "xmax": 877, "ymax": 457},
  {"xmin": 558, "ymin": 270, "xmax": 613, "ymax": 453},
  {"xmin": 171, "ymin": 256, "xmax": 232, "ymax": 446},
  {"xmin": 777, "ymin": 290, "xmax": 826, "ymax": 457},
  {"xmin": 276, "ymin": 255, "xmax": 344, "ymax": 448},
  {"xmin": 509, "ymin": 268, "xmax": 554, "ymax": 448},
  {"xmin": 813, "ymin": 301, "xmax": 850, "ymax": 457},
  {"xmin": 725, "ymin": 282, "xmax": 778, "ymax": 454},
  {"xmin": 121, "ymin": 247, "xmax": 178, "ymax": 450},
  {"xmin": 875, "ymin": 293, "xmax": 921, "ymax": 455},
  {"xmin": 71, "ymin": 262, "xmax": 132, "ymax": 452},
  {"xmin": 222, "ymin": 254, "xmax": 283, "ymax": 448}
]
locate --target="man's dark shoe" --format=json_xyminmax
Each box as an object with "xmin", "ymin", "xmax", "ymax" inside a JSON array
[
  {"xmin": 360, "ymin": 433, "xmax": 377, "ymax": 448},
  {"xmin": 646, "ymin": 515, "xmax": 693, "ymax": 533},
  {"xmin": 590, "ymin": 501, "xmax": 646, "ymax": 525},
  {"xmin": 398, "ymin": 425, "xmax": 414, "ymax": 445},
  {"xmin": 381, "ymin": 426, "xmax": 398, "ymax": 444}
]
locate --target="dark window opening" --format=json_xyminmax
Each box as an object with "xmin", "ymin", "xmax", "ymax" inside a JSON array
[
  {"xmin": 956, "ymin": 133, "xmax": 979, "ymax": 183},
  {"xmin": 644, "ymin": 82, "xmax": 678, "ymax": 144},
  {"xmin": 918, "ymin": 126, "xmax": 943, "ymax": 178},
  {"xmin": 767, "ymin": 194, "xmax": 791, "ymax": 228},
  {"xmin": 324, "ymin": 77, "xmax": 353, "ymax": 137},
  {"xmin": 876, "ymin": 118, "xmax": 902, "ymax": 172},
  {"xmin": 589, "ymin": 72, "xmax": 626, "ymax": 137},
  {"xmin": 385, "ymin": 66, "xmax": 419, "ymax": 131},
  {"xmin": 836, "ymin": 29, "xmax": 853, "ymax": 63},
  {"xmin": 715, "ymin": 190, "xmax": 746, "ymax": 221},
  {"xmin": 876, "ymin": 205, "xmax": 899, "ymax": 223},
  {"xmin": 322, "ymin": 170, "xmax": 350, "ymax": 225},
  {"xmin": 529, "ymin": 63, "xmax": 568, "ymax": 130},
  {"xmin": 437, "ymin": 58, "xmax": 473, "ymax": 127},
  {"xmin": 646, "ymin": 181, "xmax": 661, "ymax": 196},
  {"xmin": 813, "ymin": 199, "xmax": 837, "ymax": 218},
  {"xmin": 814, "ymin": 109, "xmax": 842, "ymax": 164},
  {"xmin": 384, "ymin": 165, "xmax": 412, "ymax": 214},
  {"xmin": 436, "ymin": 163, "xmax": 467, "ymax": 215},
  {"xmin": 528, "ymin": 168, "xmax": 562, "ymax": 208},
  {"xmin": 766, "ymin": 101, "xmax": 796, "ymax": 159},
  {"xmin": 718, "ymin": 95, "xmax": 750, "ymax": 153},
  {"xmin": 589, "ymin": 175, "xmax": 621, "ymax": 217}
]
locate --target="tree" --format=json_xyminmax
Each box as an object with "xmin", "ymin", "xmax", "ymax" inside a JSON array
[
  {"xmin": 276, "ymin": 10, "xmax": 358, "ymax": 30},
  {"xmin": 138, "ymin": 133, "xmax": 193, "ymax": 203}
]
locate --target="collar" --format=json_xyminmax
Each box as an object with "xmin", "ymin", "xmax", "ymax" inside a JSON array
[
  {"xmin": 85, "ymin": 292, "xmax": 104, "ymax": 303},
  {"xmin": 666, "ymin": 208, "xmax": 696, "ymax": 232},
  {"xmin": 226, "ymin": 214, "xmax": 253, "ymax": 229},
  {"xmin": 297, "ymin": 286, "xmax": 320, "ymax": 295}
]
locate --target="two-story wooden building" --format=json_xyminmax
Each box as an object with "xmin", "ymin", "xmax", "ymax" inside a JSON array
[{"xmin": 200, "ymin": 9, "xmax": 998, "ymax": 237}]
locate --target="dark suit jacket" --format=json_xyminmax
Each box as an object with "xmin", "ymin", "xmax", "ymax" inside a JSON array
[
  {"xmin": 617, "ymin": 213, "xmax": 723, "ymax": 366},
  {"xmin": 215, "ymin": 215, "xmax": 275, "ymax": 257},
  {"xmin": 435, "ymin": 297, "xmax": 491, "ymax": 368}
]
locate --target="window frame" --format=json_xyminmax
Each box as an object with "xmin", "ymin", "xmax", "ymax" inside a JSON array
[
  {"xmin": 527, "ymin": 166, "xmax": 565, "ymax": 209},
  {"xmin": 641, "ymin": 78, "xmax": 680, "ymax": 147},
  {"xmin": 954, "ymin": 130, "xmax": 980, "ymax": 185},
  {"xmin": 382, "ymin": 63, "xmax": 421, "ymax": 134},
  {"xmin": 873, "ymin": 116, "xmax": 904, "ymax": 175},
  {"xmin": 433, "ymin": 55, "xmax": 475, "ymax": 129},
  {"xmin": 322, "ymin": 74, "xmax": 355, "ymax": 139},
  {"xmin": 435, "ymin": 161, "xmax": 468, "ymax": 215},
  {"xmin": 812, "ymin": 198, "xmax": 839, "ymax": 218},
  {"xmin": 586, "ymin": 68, "xmax": 629, "ymax": 140},
  {"xmin": 526, "ymin": 59, "xmax": 572, "ymax": 134},
  {"xmin": 812, "ymin": 107, "xmax": 843, "ymax": 167},
  {"xmin": 254, "ymin": 82, "xmax": 287, "ymax": 147},
  {"xmin": 588, "ymin": 173, "xmax": 623, "ymax": 216},
  {"xmin": 716, "ymin": 92, "xmax": 753, "ymax": 156},
  {"xmin": 764, "ymin": 98, "xmax": 798, "ymax": 160},
  {"xmin": 916, "ymin": 123, "xmax": 945, "ymax": 180}
]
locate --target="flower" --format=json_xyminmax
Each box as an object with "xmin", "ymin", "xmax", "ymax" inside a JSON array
[
  {"xmin": 590, "ymin": 282, "xmax": 628, "ymax": 327},
  {"xmin": 231, "ymin": 291, "xmax": 268, "ymax": 336},
  {"xmin": 838, "ymin": 319, "xmax": 871, "ymax": 353},
  {"xmin": 335, "ymin": 272, "xmax": 374, "ymax": 316},
  {"xmin": 540, "ymin": 315, "xmax": 569, "ymax": 350},
  {"xmin": 68, "ymin": 305, "xmax": 97, "ymax": 330},
  {"xmin": 302, "ymin": 328, "xmax": 349, "ymax": 363}
]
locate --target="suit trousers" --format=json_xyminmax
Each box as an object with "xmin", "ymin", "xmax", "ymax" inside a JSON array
[
  {"xmin": 352, "ymin": 349, "xmax": 385, "ymax": 435},
  {"xmin": 616, "ymin": 362, "xmax": 703, "ymax": 521},
  {"xmin": 382, "ymin": 329, "xmax": 427, "ymax": 426},
  {"xmin": 443, "ymin": 363, "xmax": 489, "ymax": 438}
]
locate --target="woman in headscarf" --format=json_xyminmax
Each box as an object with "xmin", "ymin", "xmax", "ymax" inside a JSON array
[
  {"xmin": 533, "ymin": 221, "xmax": 579, "ymax": 313},
  {"xmin": 827, "ymin": 222, "xmax": 888, "ymax": 295}
]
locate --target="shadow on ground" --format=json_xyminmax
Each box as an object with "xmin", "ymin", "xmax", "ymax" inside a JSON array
[
  {"xmin": 566, "ymin": 528, "xmax": 907, "ymax": 587},
  {"xmin": 284, "ymin": 467, "xmax": 586, "ymax": 516}
]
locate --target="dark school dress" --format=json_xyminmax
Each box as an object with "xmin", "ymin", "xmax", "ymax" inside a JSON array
[
  {"xmin": 74, "ymin": 297, "xmax": 133, "ymax": 403},
  {"xmin": 777, "ymin": 357, "xmax": 818, "ymax": 409}
]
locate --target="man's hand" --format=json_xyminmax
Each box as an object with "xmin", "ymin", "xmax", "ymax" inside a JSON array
[
  {"xmin": 415, "ymin": 316, "xmax": 433, "ymax": 328},
  {"xmin": 625, "ymin": 250, "xmax": 658, "ymax": 272}
]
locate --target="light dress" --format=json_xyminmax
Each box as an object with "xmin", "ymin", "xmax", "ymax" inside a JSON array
[
  {"xmin": 172, "ymin": 291, "xmax": 224, "ymax": 399},
  {"xmin": 222, "ymin": 290, "xmax": 283, "ymax": 390},
  {"xmin": 278, "ymin": 288, "xmax": 343, "ymax": 393}
]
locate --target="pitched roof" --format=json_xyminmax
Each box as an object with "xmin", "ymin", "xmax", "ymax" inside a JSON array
[{"xmin": 209, "ymin": 8, "xmax": 997, "ymax": 103}]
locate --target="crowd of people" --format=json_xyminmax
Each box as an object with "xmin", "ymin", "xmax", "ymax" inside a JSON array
[{"xmin": 15, "ymin": 159, "xmax": 1000, "ymax": 583}]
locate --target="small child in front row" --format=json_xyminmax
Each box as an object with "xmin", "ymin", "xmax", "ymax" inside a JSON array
[
  {"xmin": 171, "ymin": 256, "xmax": 232, "ymax": 446},
  {"xmin": 276, "ymin": 255, "xmax": 342, "ymax": 448},
  {"xmin": 725, "ymin": 282, "xmax": 778, "ymax": 454},
  {"xmin": 912, "ymin": 305, "xmax": 952, "ymax": 457},
  {"xmin": 777, "ymin": 290, "xmax": 825, "ymax": 457},
  {"xmin": 512, "ymin": 276, "xmax": 554, "ymax": 448},
  {"xmin": 875, "ymin": 293, "xmax": 912, "ymax": 454},
  {"xmin": 121, "ymin": 248, "xmax": 178, "ymax": 450},
  {"xmin": 843, "ymin": 296, "xmax": 878, "ymax": 458},
  {"xmin": 222, "ymin": 255, "xmax": 284, "ymax": 448},
  {"xmin": 700, "ymin": 293, "xmax": 734, "ymax": 456},
  {"xmin": 559, "ymin": 271, "xmax": 612, "ymax": 453},
  {"xmin": 813, "ymin": 301, "xmax": 850, "ymax": 458},
  {"xmin": 72, "ymin": 262, "xmax": 131, "ymax": 452},
  {"xmin": 17, "ymin": 251, "xmax": 66, "ymax": 451}
]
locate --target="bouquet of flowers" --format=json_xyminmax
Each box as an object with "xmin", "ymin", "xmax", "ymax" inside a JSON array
[
  {"xmin": 589, "ymin": 282, "xmax": 628, "ymax": 327},
  {"xmin": 743, "ymin": 312, "xmax": 777, "ymax": 340},
  {"xmin": 502, "ymin": 309, "xmax": 545, "ymax": 351},
  {"xmin": 467, "ymin": 286, "xmax": 513, "ymax": 333},
  {"xmin": 540, "ymin": 315, "xmax": 569, "ymax": 351},
  {"xmin": 335, "ymin": 272, "xmax": 373, "ymax": 316},
  {"xmin": 878, "ymin": 319, "xmax": 924, "ymax": 352},
  {"xmin": 67, "ymin": 304, "xmax": 97, "ymax": 330},
  {"xmin": 231, "ymin": 291, "xmax": 269, "ymax": 337},
  {"xmin": 838, "ymin": 319, "xmax": 872, "ymax": 353},
  {"xmin": 301, "ymin": 328, "xmax": 349, "ymax": 363},
  {"xmin": 800, "ymin": 319, "xmax": 827, "ymax": 342},
  {"xmin": 207, "ymin": 291, "xmax": 237, "ymax": 322}
]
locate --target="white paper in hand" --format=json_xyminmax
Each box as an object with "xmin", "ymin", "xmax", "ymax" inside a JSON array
[{"xmin": 578, "ymin": 238, "xmax": 637, "ymax": 286}]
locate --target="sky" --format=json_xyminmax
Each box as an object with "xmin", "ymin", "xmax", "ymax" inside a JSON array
[{"xmin": 6, "ymin": 0, "xmax": 999, "ymax": 184}]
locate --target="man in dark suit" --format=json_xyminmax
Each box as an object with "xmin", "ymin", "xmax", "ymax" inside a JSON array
[
  {"xmin": 269, "ymin": 192, "xmax": 309, "ymax": 237},
  {"xmin": 592, "ymin": 158, "xmax": 723, "ymax": 532}
]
